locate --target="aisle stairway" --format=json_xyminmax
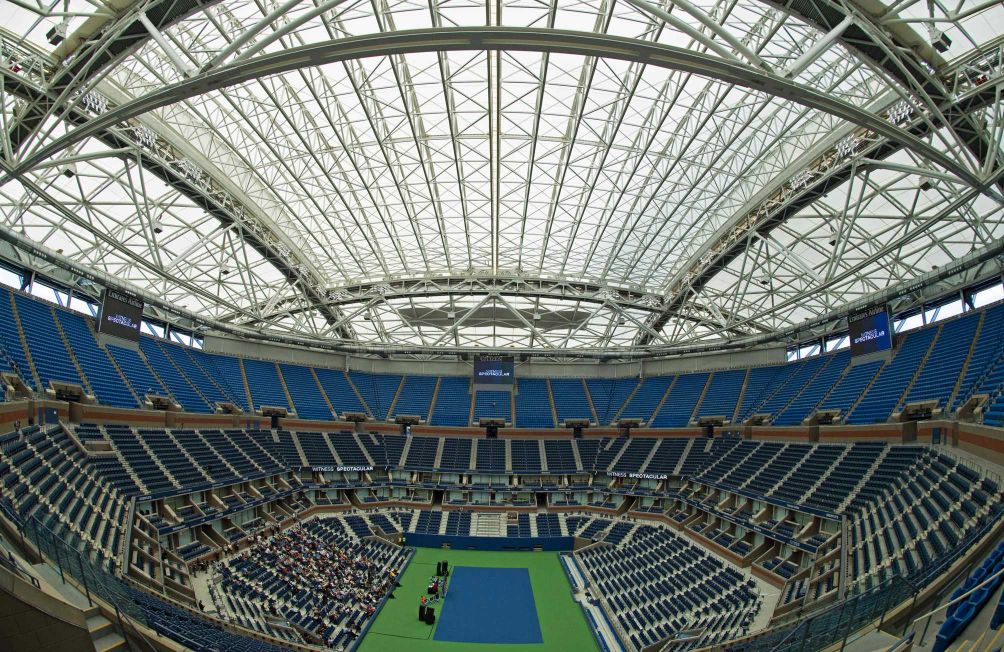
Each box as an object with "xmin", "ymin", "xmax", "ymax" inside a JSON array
[{"xmin": 473, "ymin": 512, "xmax": 506, "ymax": 536}]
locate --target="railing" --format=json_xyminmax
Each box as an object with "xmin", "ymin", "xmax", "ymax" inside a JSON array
[
  {"xmin": 730, "ymin": 512, "xmax": 1000, "ymax": 651},
  {"xmin": 953, "ymin": 332, "xmax": 1004, "ymax": 415},
  {"xmin": 0, "ymin": 539, "xmax": 40, "ymax": 589},
  {"xmin": 944, "ymin": 39, "xmax": 1004, "ymax": 98},
  {"xmin": 929, "ymin": 445, "xmax": 1002, "ymax": 485},
  {"xmin": 6, "ymin": 511, "xmax": 161, "ymax": 651},
  {"xmin": 20, "ymin": 514, "xmax": 151, "ymax": 624},
  {"xmin": 904, "ymin": 564, "xmax": 1004, "ymax": 649}
]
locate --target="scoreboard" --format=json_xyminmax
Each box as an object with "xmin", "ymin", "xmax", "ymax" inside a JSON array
[
  {"xmin": 848, "ymin": 307, "xmax": 892, "ymax": 357},
  {"xmin": 98, "ymin": 289, "xmax": 144, "ymax": 342},
  {"xmin": 473, "ymin": 355, "xmax": 515, "ymax": 385}
]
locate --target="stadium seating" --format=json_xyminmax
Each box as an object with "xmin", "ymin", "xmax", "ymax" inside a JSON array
[
  {"xmin": 389, "ymin": 375, "xmax": 437, "ymax": 420},
  {"xmin": 108, "ymin": 344, "xmax": 169, "ymax": 402},
  {"xmin": 651, "ymin": 372, "xmax": 710, "ymax": 427},
  {"xmin": 735, "ymin": 364, "xmax": 796, "ymax": 422},
  {"xmin": 544, "ymin": 439, "xmax": 577, "ymax": 473},
  {"xmin": 695, "ymin": 369, "xmax": 746, "ymax": 422},
  {"xmin": 847, "ymin": 327, "xmax": 938, "ymax": 424},
  {"xmin": 619, "ymin": 375, "xmax": 675, "ymax": 423},
  {"xmin": 933, "ymin": 540, "xmax": 1004, "ymax": 652},
  {"xmin": 133, "ymin": 581, "xmax": 290, "ymax": 652},
  {"xmin": 313, "ymin": 367, "xmax": 366, "ymax": 417},
  {"xmin": 0, "ymin": 290, "xmax": 35, "ymax": 388},
  {"xmin": 202, "ymin": 353, "xmax": 250, "ymax": 411},
  {"xmin": 757, "ymin": 357, "xmax": 828, "ymax": 422},
  {"xmin": 2, "ymin": 290, "xmax": 1004, "ymax": 428},
  {"xmin": 902, "ymin": 312, "xmax": 978, "ymax": 410},
  {"xmin": 952, "ymin": 303, "xmax": 1004, "ymax": 411},
  {"xmin": 473, "ymin": 389, "xmax": 511, "ymax": 423},
  {"xmin": 985, "ymin": 394, "xmax": 1004, "ymax": 426},
  {"xmin": 139, "ymin": 338, "xmax": 211, "ymax": 412},
  {"xmin": 645, "ymin": 438, "xmax": 690, "ymax": 475},
  {"xmin": 514, "ymin": 377, "xmax": 554, "ymax": 427},
  {"xmin": 329, "ymin": 431, "xmax": 370, "ymax": 466},
  {"xmin": 430, "ymin": 376, "xmax": 470, "ymax": 426},
  {"xmin": 349, "ymin": 370, "xmax": 401, "ymax": 420},
  {"xmin": 438, "ymin": 436, "xmax": 472, "ymax": 472},
  {"xmin": 586, "ymin": 378, "xmax": 639, "ymax": 424},
  {"xmin": 14, "ymin": 294, "xmax": 84, "ymax": 390},
  {"xmin": 773, "ymin": 352, "xmax": 849, "ymax": 425},
  {"xmin": 297, "ymin": 431, "xmax": 336, "ymax": 467},
  {"xmin": 594, "ymin": 437, "xmax": 627, "ymax": 472},
  {"xmin": 550, "ymin": 378, "xmax": 594, "ymax": 424},
  {"xmin": 215, "ymin": 515, "xmax": 410, "ymax": 648},
  {"xmin": 475, "ymin": 438, "xmax": 506, "ymax": 473},
  {"xmin": 576, "ymin": 525, "xmax": 760, "ymax": 650},
  {"xmin": 612, "ymin": 438, "xmax": 656, "ymax": 472},
  {"xmin": 404, "ymin": 436, "xmax": 439, "ymax": 470},
  {"xmin": 4, "ymin": 417, "xmax": 1003, "ymax": 652},
  {"xmin": 844, "ymin": 450, "xmax": 1001, "ymax": 591},
  {"xmin": 160, "ymin": 341, "xmax": 237, "ymax": 408},
  {"xmin": 818, "ymin": 359, "xmax": 883, "ymax": 419},
  {"xmin": 58, "ymin": 309, "xmax": 139, "ymax": 408},
  {"xmin": 0, "ymin": 425, "xmax": 126, "ymax": 560},
  {"xmin": 4, "ymin": 290, "xmax": 1004, "ymax": 652},
  {"xmin": 278, "ymin": 363, "xmax": 332, "ymax": 420},
  {"xmin": 511, "ymin": 439, "xmax": 542, "ymax": 473},
  {"xmin": 242, "ymin": 359, "xmax": 290, "ymax": 412}
]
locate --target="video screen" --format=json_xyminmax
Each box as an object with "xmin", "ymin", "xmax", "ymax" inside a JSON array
[
  {"xmin": 473, "ymin": 355, "xmax": 515, "ymax": 385},
  {"xmin": 98, "ymin": 289, "xmax": 144, "ymax": 342},
  {"xmin": 848, "ymin": 308, "xmax": 891, "ymax": 356}
]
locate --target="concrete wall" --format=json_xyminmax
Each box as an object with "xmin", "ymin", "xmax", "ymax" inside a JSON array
[
  {"xmin": 0, "ymin": 565, "xmax": 92, "ymax": 652},
  {"xmin": 956, "ymin": 422, "xmax": 1004, "ymax": 467},
  {"xmin": 816, "ymin": 422, "xmax": 911, "ymax": 444},
  {"xmin": 749, "ymin": 426, "xmax": 814, "ymax": 442},
  {"xmin": 0, "ymin": 592, "xmax": 92, "ymax": 652},
  {"xmin": 203, "ymin": 333, "xmax": 786, "ymax": 379},
  {"xmin": 0, "ymin": 400, "xmax": 31, "ymax": 432}
]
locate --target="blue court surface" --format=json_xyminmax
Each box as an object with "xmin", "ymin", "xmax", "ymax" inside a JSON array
[{"xmin": 433, "ymin": 566, "xmax": 543, "ymax": 644}]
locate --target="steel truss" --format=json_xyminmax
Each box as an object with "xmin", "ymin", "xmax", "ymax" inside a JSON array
[{"xmin": 0, "ymin": 0, "xmax": 1002, "ymax": 358}]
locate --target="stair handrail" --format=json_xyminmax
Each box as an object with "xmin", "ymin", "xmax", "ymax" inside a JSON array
[
  {"xmin": 905, "ymin": 564, "xmax": 1004, "ymax": 648},
  {"xmin": 928, "ymin": 444, "xmax": 1001, "ymax": 485},
  {"xmin": 954, "ymin": 327, "xmax": 1004, "ymax": 413},
  {"xmin": 10, "ymin": 511, "xmax": 160, "ymax": 652}
]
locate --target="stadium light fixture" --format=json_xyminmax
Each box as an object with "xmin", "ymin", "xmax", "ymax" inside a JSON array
[
  {"xmin": 930, "ymin": 29, "xmax": 952, "ymax": 53},
  {"xmin": 46, "ymin": 20, "xmax": 69, "ymax": 45},
  {"xmin": 837, "ymin": 136, "xmax": 857, "ymax": 159}
]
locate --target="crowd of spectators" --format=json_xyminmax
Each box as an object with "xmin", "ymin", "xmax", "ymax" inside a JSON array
[{"xmin": 216, "ymin": 518, "xmax": 399, "ymax": 647}]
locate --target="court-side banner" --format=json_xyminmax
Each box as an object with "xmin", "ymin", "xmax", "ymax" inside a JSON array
[{"xmin": 607, "ymin": 471, "xmax": 669, "ymax": 480}]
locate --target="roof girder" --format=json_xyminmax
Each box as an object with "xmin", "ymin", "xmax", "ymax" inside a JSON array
[
  {"xmin": 1, "ymin": 29, "xmax": 356, "ymax": 337},
  {"xmin": 635, "ymin": 45, "xmax": 1004, "ymax": 344}
]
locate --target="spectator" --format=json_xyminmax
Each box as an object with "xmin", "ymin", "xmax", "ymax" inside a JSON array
[{"xmin": 218, "ymin": 520, "xmax": 401, "ymax": 643}]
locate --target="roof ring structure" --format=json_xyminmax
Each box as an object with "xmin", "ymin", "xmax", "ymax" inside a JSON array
[{"xmin": 0, "ymin": 0, "xmax": 1002, "ymax": 359}]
